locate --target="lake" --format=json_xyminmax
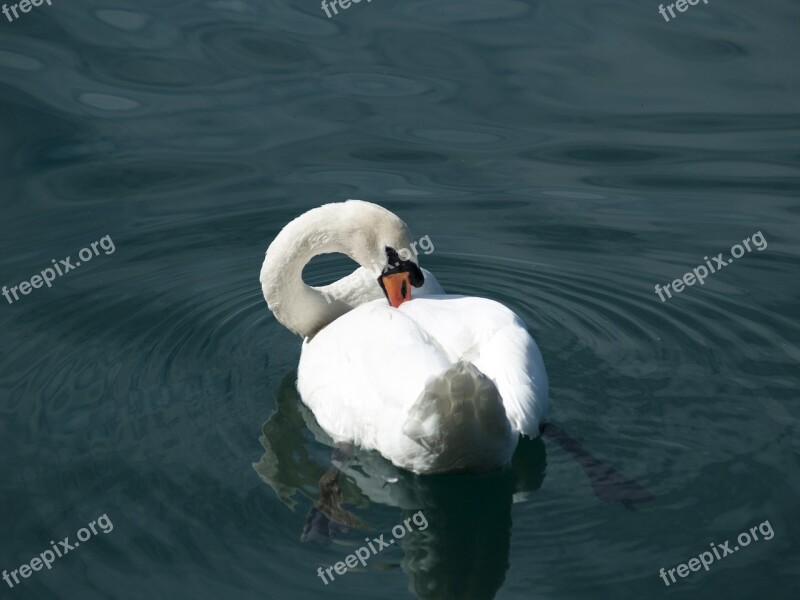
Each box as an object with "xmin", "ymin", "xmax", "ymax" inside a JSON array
[{"xmin": 0, "ymin": 0, "xmax": 798, "ymax": 598}]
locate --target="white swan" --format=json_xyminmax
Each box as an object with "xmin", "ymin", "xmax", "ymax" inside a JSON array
[{"xmin": 260, "ymin": 200, "xmax": 548, "ymax": 474}]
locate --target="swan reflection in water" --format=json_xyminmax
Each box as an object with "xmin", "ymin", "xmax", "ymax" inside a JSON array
[
  {"xmin": 254, "ymin": 374, "xmax": 651, "ymax": 599},
  {"xmin": 254, "ymin": 373, "xmax": 545, "ymax": 599}
]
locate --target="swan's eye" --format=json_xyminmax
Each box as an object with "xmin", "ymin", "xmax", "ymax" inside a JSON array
[{"xmin": 383, "ymin": 246, "xmax": 425, "ymax": 287}]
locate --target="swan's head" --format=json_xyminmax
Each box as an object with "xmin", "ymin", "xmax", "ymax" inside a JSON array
[{"xmin": 377, "ymin": 246, "xmax": 425, "ymax": 308}]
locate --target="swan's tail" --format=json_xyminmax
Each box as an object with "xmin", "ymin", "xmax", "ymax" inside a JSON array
[{"xmin": 401, "ymin": 361, "xmax": 516, "ymax": 473}]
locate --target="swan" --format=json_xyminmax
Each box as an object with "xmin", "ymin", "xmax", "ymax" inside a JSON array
[{"xmin": 259, "ymin": 200, "xmax": 548, "ymax": 474}]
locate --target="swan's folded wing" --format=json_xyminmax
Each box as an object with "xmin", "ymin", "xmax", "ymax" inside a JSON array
[
  {"xmin": 471, "ymin": 319, "xmax": 548, "ymax": 437},
  {"xmin": 399, "ymin": 296, "xmax": 549, "ymax": 437}
]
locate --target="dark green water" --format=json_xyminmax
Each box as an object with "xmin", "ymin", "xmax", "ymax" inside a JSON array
[{"xmin": 1, "ymin": 0, "xmax": 798, "ymax": 598}]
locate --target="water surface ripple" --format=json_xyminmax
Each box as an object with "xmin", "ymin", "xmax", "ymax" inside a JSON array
[{"xmin": 1, "ymin": 1, "xmax": 799, "ymax": 599}]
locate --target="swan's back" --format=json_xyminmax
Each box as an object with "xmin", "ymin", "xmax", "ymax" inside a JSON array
[
  {"xmin": 297, "ymin": 294, "xmax": 548, "ymax": 473},
  {"xmin": 400, "ymin": 296, "xmax": 548, "ymax": 437}
]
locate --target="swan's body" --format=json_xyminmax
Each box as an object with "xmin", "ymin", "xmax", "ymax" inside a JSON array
[{"xmin": 260, "ymin": 200, "xmax": 548, "ymax": 474}]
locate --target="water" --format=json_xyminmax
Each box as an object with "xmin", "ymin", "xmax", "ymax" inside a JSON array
[{"xmin": 1, "ymin": 0, "xmax": 798, "ymax": 598}]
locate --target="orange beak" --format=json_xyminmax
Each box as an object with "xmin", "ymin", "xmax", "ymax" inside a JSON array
[{"xmin": 380, "ymin": 272, "xmax": 413, "ymax": 308}]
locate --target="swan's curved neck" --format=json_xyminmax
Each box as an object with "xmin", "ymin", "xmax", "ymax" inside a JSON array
[{"xmin": 260, "ymin": 202, "xmax": 404, "ymax": 339}]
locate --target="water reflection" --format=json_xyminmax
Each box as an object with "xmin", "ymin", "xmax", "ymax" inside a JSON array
[{"xmin": 254, "ymin": 373, "xmax": 547, "ymax": 600}]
